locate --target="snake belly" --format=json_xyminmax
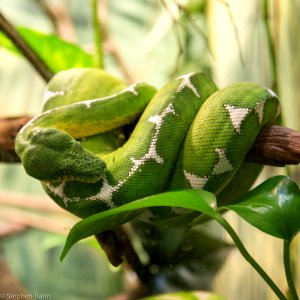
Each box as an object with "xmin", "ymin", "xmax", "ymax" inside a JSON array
[{"xmin": 15, "ymin": 69, "xmax": 279, "ymax": 220}]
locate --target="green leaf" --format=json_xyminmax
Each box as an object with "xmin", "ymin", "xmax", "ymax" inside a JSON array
[
  {"xmin": 141, "ymin": 291, "xmax": 226, "ymax": 300},
  {"xmin": 0, "ymin": 27, "xmax": 94, "ymax": 73},
  {"xmin": 61, "ymin": 189, "xmax": 217, "ymax": 260},
  {"xmin": 225, "ymin": 176, "xmax": 300, "ymax": 241}
]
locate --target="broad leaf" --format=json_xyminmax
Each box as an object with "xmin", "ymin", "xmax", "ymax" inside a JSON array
[
  {"xmin": 225, "ymin": 176, "xmax": 300, "ymax": 241},
  {"xmin": 61, "ymin": 189, "xmax": 217, "ymax": 260},
  {"xmin": 0, "ymin": 27, "xmax": 94, "ymax": 73}
]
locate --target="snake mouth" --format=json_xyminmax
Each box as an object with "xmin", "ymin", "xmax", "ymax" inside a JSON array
[{"xmin": 43, "ymin": 174, "xmax": 104, "ymax": 183}]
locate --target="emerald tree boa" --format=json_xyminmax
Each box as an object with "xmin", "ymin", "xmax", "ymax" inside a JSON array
[{"xmin": 15, "ymin": 68, "xmax": 279, "ymax": 221}]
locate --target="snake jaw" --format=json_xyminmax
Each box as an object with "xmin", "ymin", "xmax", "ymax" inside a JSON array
[
  {"xmin": 43, "ymin": 174, "xmax": 104, "ymax": 184},
  {"xmin": 16, "ymin": 127, "xmax": 106, "ymax": 183}
]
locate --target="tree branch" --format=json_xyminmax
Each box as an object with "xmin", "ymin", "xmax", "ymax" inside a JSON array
[
  {"xmin": 96, "ymin": 227, "xmax": 151, "ymax": 282},
  {"xmin": 0, "ymin": 11, "xmax": 53, "ymax": 82},
  {"xmin": 0, "ymin": 116, "xmax": 32, "ymax": 162},
  {"xmin": 3, "ymin": 116, "xmax": 300, "ymax": 167},
  {"xmin": 245, "ymin": 125, "xmax": 300, "ymax": 166}
]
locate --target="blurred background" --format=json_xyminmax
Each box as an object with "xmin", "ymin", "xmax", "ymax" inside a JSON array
[{"xmin": 0, "ymin": 0, "xmax": 299, "ymax": 299}]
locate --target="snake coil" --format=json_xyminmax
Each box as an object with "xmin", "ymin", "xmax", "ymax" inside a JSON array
[{"xmin": 15, "ymin": 68, "xmax": 279, "ymax": 221}]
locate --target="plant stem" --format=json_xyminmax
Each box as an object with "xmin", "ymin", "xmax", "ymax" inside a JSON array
[
  {"xmin": 283, "ymin": 240, "xmax": 299, "ymax": 300},
  {"xmin": 262, "ymin": 0, "xmax": 278, "ymax": 92},
  {"xmin": 0, "ymin": 11, "xmax": 53, "ymax": 82},
  {"xmin": 91, "ymin": 0, "xmax": 104, "ymax": 68},
  {"xmin": 215, "ymin": 214, "xmax": 287, "ymax": 300}
]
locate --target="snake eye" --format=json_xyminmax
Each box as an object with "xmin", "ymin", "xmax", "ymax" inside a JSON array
[{"xmin": 61, "ymin": 169, "xmax": 71, "ymax": 176}]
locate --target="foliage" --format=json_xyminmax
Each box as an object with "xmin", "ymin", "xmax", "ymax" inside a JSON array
[
  {"xmin": 226, "ymin": 176, "xmax": 300, "ymax": 242},
  {"xmin": 0, "ymin": 27, "xmax": 93, "ymax": 72},
  {"xmin": 60, "ymin": 176, "xmax": 300, "ymax": 299}
]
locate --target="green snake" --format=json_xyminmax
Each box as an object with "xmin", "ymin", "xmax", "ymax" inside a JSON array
[{"xmin": 15, "ymin": 68, "xmax": 279, "ymax": 221}]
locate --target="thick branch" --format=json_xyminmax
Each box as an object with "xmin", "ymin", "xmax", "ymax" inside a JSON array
[
  {"xmin": 2, "ymin": 117, "xmax": 300, "ymax": 167},
  {"xmin": 0, "ymin": 116, "xmax": 32, "ymax": 162},
  {"xmin": 0, "ymin": 11, "xmax": 53, "ymax": 82},
  {"xmin": 246, "ymin": 125, "xmax": 300, "ymax": 166}
]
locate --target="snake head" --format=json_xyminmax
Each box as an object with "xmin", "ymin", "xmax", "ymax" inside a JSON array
[{"xmin": 16, "ymin": 127, "xmax": 106, "ymax": 183}]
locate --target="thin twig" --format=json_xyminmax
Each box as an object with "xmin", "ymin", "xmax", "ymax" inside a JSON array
[
  {"xmin": 34, "ymin": 0, "xmax": 77, "ymax": 42},
  {"xmin": 99, "ymin": 0, "xmax": 135, "ymax": 82},
  {"xmin": 173, "ymin": 0, "xmax": 214, "ymax": 59},
  {"xmin": 104, "ymin": 39, "xmax": 135, "ymax": 83},
  {"xmin": 0, "ymin": 206, "xmax": 77, "ymax": 236},
  {"xmin": 216, "ymin": 0, "xmax": 245, "ymax": 67},
  {"xmin": 0, "ymin": 190, "xmax": 68, "ymax": 213},
  {"xmin": 34, "ymin": 0, "xmax": 60, "ymax": 33},
  {"xmin": 160, "ymin": 0, "xmax": 184, "ymax": 75},
  {"xmin": 0, "ymin": 11, "xmax": 53, "ymax": 82},
  {"xmin": 0, "ymin": 221, "xmax": 26, "ymax": 237},
  {"xmin": 91, "ymin": 0, "xmax": 104, "ymax": 68}
]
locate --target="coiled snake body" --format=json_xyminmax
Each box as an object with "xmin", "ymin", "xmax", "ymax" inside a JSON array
[{"xmin": 15, "ymin": 68, "xmax": 279, "ymax": 220}]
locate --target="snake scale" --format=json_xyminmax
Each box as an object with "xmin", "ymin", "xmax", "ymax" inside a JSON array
[{"xmin": 15, "ymin": 68, "xmax": 279, "ymax": 221}]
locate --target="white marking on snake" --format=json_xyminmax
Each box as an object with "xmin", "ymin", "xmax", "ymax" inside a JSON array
[
  {"xmin": 80, "ymin": 82, "xmax": 140, "ymax": 109},
  {"xmin": 46, "ymin": 181, "xmax": 80, "ymax": 207},
  {"xmin": 46, "ymin": 180, "xmax": 116, "ymax": 208},
  {"xmin": 176, "ymin": 73, "xmax": 200, "ymax": 98},
  {"xmin": 266, "ymin": 87, "xmax": 277, "ymax": 98},
  {"xmin": 124, "ymin": 82, "xmax": 139, "ymax": 95},
  {"xmin": 129, "ymin": 103, "xmax": 176, "ymax": 175},
  {"xmin": 254, "ymin": 100, "xmax": 266, "ymax": 124},
  {"xmin": 85, "ymin": 102, "xmax": 92, "ymax": 109},
  {"xmin": 88, "ymin": 179, "xmax": 123, "ymax": 206},
  {"xmin": 212, "ymin": 148, "xmax": 233, "ymax": 175},
  {"xmin": 224, "ymin": 104, "xmax": 251, "ymax": 134},
  {"xmin": 91, "ymin": 103, "xmax": 177, "ymax": 202},
  {"xmin": 184, "ymin": 170, "xmax": 208, "ymax": 189},
  {"xmin": 42, "ymin": 90, "xmax": 65, "ymax": 105}
]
